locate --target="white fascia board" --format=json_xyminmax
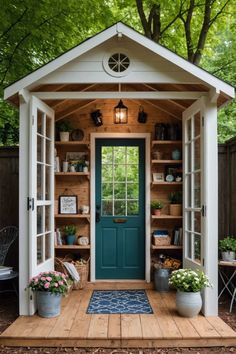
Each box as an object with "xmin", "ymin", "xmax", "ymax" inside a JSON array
[
  {"xmin": 32, "ymin": 91, "xmax": 208, "ymax": 100},
  {"xmin": 4, "ymin": 25, "xmax": 118, "ymax": 100},
  {"xmin": 117, "ymin": 23, "xmax": 235, "ymax": 99}
]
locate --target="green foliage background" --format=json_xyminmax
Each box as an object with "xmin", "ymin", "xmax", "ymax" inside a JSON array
[{"xmin": 0, "ymin": 0, "xmax": 235, "ymax": 145}]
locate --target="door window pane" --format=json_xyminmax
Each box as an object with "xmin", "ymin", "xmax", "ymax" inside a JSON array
[
  {"xmin": 194, "ymin": 112, "xmax": 201, "ymax": 137},
  {"xmin": 127, "ymin": 147, "xmax": 139, "ymax": 164},
  {"xmin": 186, "ymin": 211, "xmax": 192, "ymax": 231},
  {"xmin": 45, "ymin": 115, "xmax": 52, "ymax": 139},
  {"xmin": 127, "ymin": 201, "xmax": 139, "ymax": 215},
  {"xmin": 45, "ymin": 166, "xmax": 51, "ymax": 200},
  {"xmin": 187, "ymin": 118, "xmax": 191, "ymax": 141},
  {"xmin": 114, "ymin": 164, "xmax": 126, "ymax": 182},
  {"xmin": 194, "ymin": 172, "xmax": 201, "ymax": 208},
  {"xmin": 37, "ymin": 135, "xmax": 44, "ymax": 163},
  {"xmin": 114, "ymin": 146, "xmax": 126, "ymax": 164},
  {"xmin": 186, "ymin": 175, "xmax": 191, "ymax": 208},
  {"xmin": 37, "ymin": 110, "xmax": 44, "ymax": 135},
  {"xmin": 37, "ymin": 235, "xmax": 44, "ymax": 264},
  {"xmin": 186, "ymin": 232, "xmax": 192, "ymax": 259},
  {"xmin": 45, "ymin": 234, "xmax": 51, "ymax": 260},
  {"xmin": 102, "ymin": 165, "xmax": 113, "ymax": 182},
  {"xmin": 194, "ymin": 211, "xmax": 201, "ymax": 233},
  {"xmin": 194, "ymin": 234, "xmax": 201, "ymax": 264},
  {"xmin": 114, "ymin": 200, "xmax": 125, "ymax": 215},
  {"xmin": 127, "ymin": 183, "xmax": 138, "ymax": 199},
  {"xmin": 37, "ymin": 206, "xmax": 44, "ymax": 234},
  {"xmin": 127, "ymin": 165, "xmax": 138, "ymax": 182},
  {"xmin": 102, "ymin": 183, "xmax": 113, "ymax": 199},
  {"xmin": 45, "ymin": 206, "xmax": 51, "ymax": 233},
  {"xmin": 194, "ymin": 137, "xmax": 201, "ymax": 171},
  {"xmin": 46, "ymin": 139, "xmax": 52, "ymax": 165},
  {"xmin": 187, "ymin": 143, "xmax": 191, "ymax": 173},
  {"xmin": 114, "ymin": 183, "xmax": 126, "ymax": 199},
  {"xmin": 37, "ymin": 164, "xmax": 44, "ymax": 200},
  {"xmin": 102, "ymin": 200, "xmax": 112, "ymax": 215},
  {"xmin": 102, "ymin": 147, "xmax": 113, "ymax": 164}
]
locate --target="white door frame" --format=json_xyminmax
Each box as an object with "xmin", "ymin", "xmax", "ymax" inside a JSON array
[
  {"xmin": 90, "ymin": 133, "xmax": 151, "ymax": 282},
  {"xmin": 183, "ymin": 97, "xmax": 218, "ymax": 316}
]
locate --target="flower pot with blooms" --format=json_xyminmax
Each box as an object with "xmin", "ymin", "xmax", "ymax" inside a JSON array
[
  {"xmin": 219, "ymin": 236, "xmax": 236, "ymax": 261},
  {"xmin": 151, "ymin": 200, "xmax": 164, "ymax": 216},
  {"xmin": 28, "ymin": 271, "xmax": 68, "ymax": 318},
  {"xmin": 169, "ymin": 268, "xmax": 211, "ymax": 317}
]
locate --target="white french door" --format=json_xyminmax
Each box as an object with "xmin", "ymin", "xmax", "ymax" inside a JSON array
[
  {"xmin": 29, "ymin": 96, "xmax": 55, "ymax": 313},
  {"xmin": 183, "ymin": 99, "xmax": 205, "ymax": 271}
]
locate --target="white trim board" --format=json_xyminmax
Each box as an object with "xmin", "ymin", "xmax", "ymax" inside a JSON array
[
  {"xmin": 90, "ymin": 133, "xmax": 151, "ymax": 282},
  {"xmin": 4, "ymin": 22, "xmax": 234, "ymax": 101},
  {"xmin": 32, "ymin": 91, "xmax": 208, "ymax": 100}
]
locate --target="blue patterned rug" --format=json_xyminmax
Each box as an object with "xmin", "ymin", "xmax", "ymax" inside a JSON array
[{"xmin": 87, "ymin": 290, "xmax": 153, "ymax": 314}]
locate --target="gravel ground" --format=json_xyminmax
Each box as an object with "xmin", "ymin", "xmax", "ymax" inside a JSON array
[{"xmin": 0, "ymin": 293, "xmax": 235, "ymax": 354}]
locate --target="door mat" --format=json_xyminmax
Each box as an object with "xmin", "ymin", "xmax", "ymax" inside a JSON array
[{"xmin": 87, "ymin": 289, "xmax": 153, "ymax": 314}]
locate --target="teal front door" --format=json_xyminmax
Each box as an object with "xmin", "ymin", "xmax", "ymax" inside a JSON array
[{"xmin": 95, "ymin": 139, "xmax": 145, "ymax": 279}]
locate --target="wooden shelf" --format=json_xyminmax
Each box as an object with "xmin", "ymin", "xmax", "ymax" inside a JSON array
[
  {"xmin": 152, "ymin": 182, "xmax": 182, "ymax": 186},
  {"xmin": 55, "ymin": 214, "xmax": 90, "ymax": 221},
  {"xmin": 152, "ymin": 140, "xmax": 182, "ymax": 146},
  {"xmin": 152, "ymin": 215, "xmax": 182, "ymax": 219},
  {"xmin": 55, "ymin": 172, "xmax": 90, "ymax": 176},
  {"xmin": 55, "ymin": 245, "xmax": 90, "ymax": 250},
  {"xmin": 151, "ymin": 245, "xmax": 183, "ymax": 250},
  {"xmin": 55, "ymin": 141, "xmax": 90, "ymax": 146},
  {"xmin": 152, "ymin": 160, "xmax": 182, "ymax": 164}
]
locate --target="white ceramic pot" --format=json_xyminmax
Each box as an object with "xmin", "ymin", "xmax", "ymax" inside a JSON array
[
  {"xmin": 60, "ymin": 131, "xmax": 70, "ymax": 142},
  {"xmin": 176, "ymin": 291, "xmax": 202, "ymax": 317},
  {"xmin": 221, "ymin": 251, "xmax": 235, "ymax": 262}
]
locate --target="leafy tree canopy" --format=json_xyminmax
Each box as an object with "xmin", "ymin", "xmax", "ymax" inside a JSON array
[{"xmin": 0, "ymin": 0, "xmax": 235, "ymax": 144}]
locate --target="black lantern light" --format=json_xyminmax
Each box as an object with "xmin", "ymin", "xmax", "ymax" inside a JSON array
[{"xmin": 113, "ymin": 100, "xmax": 128, "ymax": 124}]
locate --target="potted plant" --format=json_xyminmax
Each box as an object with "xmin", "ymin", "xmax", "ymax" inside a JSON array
[
  {"xmin": 28, "ymin": 271, "xmax": 68, "ymax": 318},
  {"xmin": 151, "ymin": 200, "xmax": 164, "ymax": 216},
  {"xmin": 219, "ymin": 236, "xmax": 236, "ymax": 261},
  {"xmin": 169, "ymin": 191, "xmax": 182, "ymax": 216},
  {"xmin": 64, "ymin": 225, "xmax": 77, "ymax": 245},
  {"xmin": 169, "ymin": 268, "xmax": 211, "ymax": 317},
  {"xmin": 56, "ymin": 120, "xmax": 73, "ymax": 142}
]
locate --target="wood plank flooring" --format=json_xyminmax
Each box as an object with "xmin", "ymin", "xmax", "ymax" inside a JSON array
[{"xmin": 1, "ymin": 284, "xmax": 236, "ymax": 348}]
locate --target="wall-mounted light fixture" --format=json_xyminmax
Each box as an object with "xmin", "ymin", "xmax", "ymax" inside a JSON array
[
  {"xmin": 91, "ymin": 110, "xmax": 103, "ymax": 126},
  {"xmin": 113, "ymin": 100, "xmax": 128, "ymax": 124}
]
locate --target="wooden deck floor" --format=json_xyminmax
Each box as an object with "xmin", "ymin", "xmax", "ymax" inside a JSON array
[{"xmin": 1, "ymin": 283, "xmax": 236, "ymax": 348}]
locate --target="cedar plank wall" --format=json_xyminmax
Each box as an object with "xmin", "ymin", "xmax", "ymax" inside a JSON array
[
  {"xmin": 0, "ymin": 147, "xmax": 19, "ymax": 270},
  {"xmin": 55, "ymin": 100, "xmax": 182, "ymax": 247}
]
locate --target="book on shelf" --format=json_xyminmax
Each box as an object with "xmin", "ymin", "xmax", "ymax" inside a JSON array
[
  {"xmin": 172, "ymin": 227, "xmax": 183, "ymax": 246},
  {"xmin": 55, "ymin": 228, "xmax": 63, "ymax": 246}
]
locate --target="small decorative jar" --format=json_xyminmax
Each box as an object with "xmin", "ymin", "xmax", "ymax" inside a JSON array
[{"xmin": 172, "ymin": 149, "xmax": 181, "ymax": 160}]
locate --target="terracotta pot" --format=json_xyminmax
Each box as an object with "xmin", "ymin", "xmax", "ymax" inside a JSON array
[
  {"xmin": 169, "ymin": 204, "xmax": 182, "ymax": 216},
  {"xmin": 153, "ymin": 209, "xmax": 162, "ymax": 216}
]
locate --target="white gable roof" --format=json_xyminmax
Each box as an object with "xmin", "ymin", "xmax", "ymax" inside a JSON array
[{"xmin": 4, "ymin": 22, "xmax": 235, "ymax": 100}]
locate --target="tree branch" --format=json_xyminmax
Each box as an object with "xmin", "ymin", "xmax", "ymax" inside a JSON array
[
  {"xmin": 0, "ymin": 7, "xmax": 28, "ymax": 40},
  {"xmin": 135, "ymin": 0, "xmax": 152, "ymax": 38}
]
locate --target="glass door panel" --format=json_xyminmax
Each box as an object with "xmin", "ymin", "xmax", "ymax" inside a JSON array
[{"xmin": 183, "ymin": 106, "xmax": 204, "ymax": 268}]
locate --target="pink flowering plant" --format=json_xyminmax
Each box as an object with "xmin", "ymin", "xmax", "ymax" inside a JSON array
[
  {"xmin": 28, "ymin": 271, "xmax": 68, "ymax": 295},
  {"xmin": 169, "ymin": 268, "xmax": 211, "ymax": 292}
]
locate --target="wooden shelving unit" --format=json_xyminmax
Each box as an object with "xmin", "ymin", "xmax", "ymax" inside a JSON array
[
  {"xmin": 55, "ymin": 172, "xmax": 90, "ymax": 177},
  {"xmin": 151, "ymin": 181, "xmax": 182, "ymax": 186},
  {"xmin": 55, "ymin": 214, "xmax": 90, "ymax": 221},
  {"xmin": 151, "ymin": 245, "xmax": 182, "ymax": 250},
  {"xmin": 152, "ymin": 159, "xmax": 182, "ymax": 164},
  {"xmin": 151, "ymin": 215, "xmax": 182, "ymax": 220},
  {"xmin": 152, "ymin": 140, "xmax": 182, "ymax": 146},
  {"xmin": 55, "ymin": 141, "xmax": 90, "ymax": 146},
  {"xmin": 55, "ymin": 245, "xmax": 90, "ymax": 250}
]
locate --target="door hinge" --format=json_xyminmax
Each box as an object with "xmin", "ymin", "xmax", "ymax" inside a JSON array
[
  {"xmin": 201, "ymin": 204, "xmax": 206, "ymax": 217},
  {"xmin": 202, "ymin": 116, "xmax": 204, "ymax": 126},
  {"xmin": 27, "ymin": 197, "xmax": 34, "ymax": 211},
  {"xmin": 202, "ymin": 258, "xmax": 205, "ymax": 267}
]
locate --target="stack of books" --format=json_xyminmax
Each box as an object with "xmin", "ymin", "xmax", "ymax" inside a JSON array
[
  {"xmin": 0, "ymin": 266, "xmax": 13, "ymax": 277},
  {"xmin": 173, "ymin": 227, "xmax": 183, "ymax": 246}
]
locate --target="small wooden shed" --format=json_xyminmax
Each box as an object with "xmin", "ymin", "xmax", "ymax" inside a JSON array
[{"xmin": 4, "ymin": 22, "xmax": 235, "ymax": 316}]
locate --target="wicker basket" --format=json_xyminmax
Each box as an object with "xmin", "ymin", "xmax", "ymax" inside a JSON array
[
  {"xmin": 72, "ymin": 258, "xmax": 90, "ymax": 290},
  {"xmin": 55, "ymin": 256, "xmax": 90, "ymax": 290},
  {"xmin": 153, "ymin": 235, "xmax": 171, "ymax": 246}
]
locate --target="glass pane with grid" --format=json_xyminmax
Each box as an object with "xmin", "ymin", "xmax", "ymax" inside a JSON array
[{"xmin": 101, "ymin": 146, "xmax": 139, "ymax": 216}]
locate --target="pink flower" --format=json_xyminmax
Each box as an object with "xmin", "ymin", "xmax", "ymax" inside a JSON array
[
  {"xmin": 44, "ymin": 282, "xmax": 50, "ymax": 289},
  {"xmin": 41, "ymin": 277, "xmax": 46, "ymax": 281},
  {"xmin": 46, "ymin": 277, "xmax": 52, "ymax": 282},
  {"xmin": 58, "ymin": 280, "xmax": 64, "ymax": 285},
  {"xmin": 54, "ymin": 283, "xmax": 58, "ymax": 287},
  {"xmin": 34, "ymin": 278, "xmax": 39, "ymax": 283},
  {"xmin": 62, "ymin": 274, "xmax": 66, "ymax": 278}
]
